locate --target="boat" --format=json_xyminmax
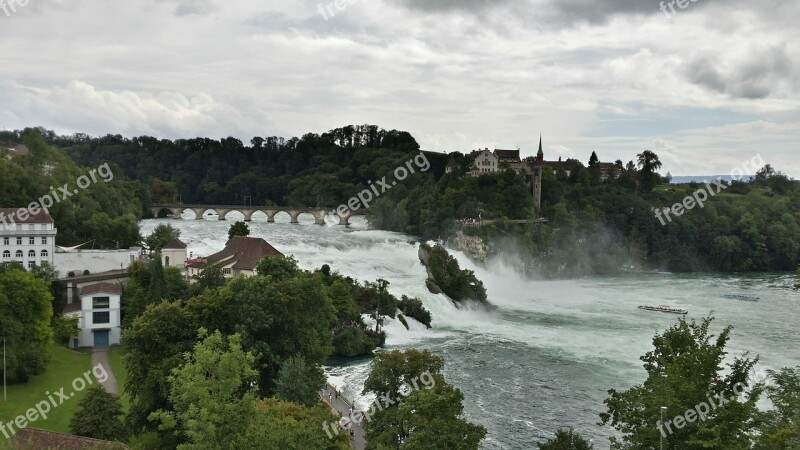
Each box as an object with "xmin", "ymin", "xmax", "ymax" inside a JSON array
[
  {"xmin": 723, "ymin": 293, "xmax": 759, "ymax": 301},
  {"xmin": 638, "ymin": 305, "xmax": 688, "ymax": 315}
]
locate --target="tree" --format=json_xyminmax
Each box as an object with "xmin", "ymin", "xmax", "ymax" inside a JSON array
[
  {"xmin": 255, "ymin": 254, "xmax": 301, "ymax": 282},
  {"xmin": 151, "ymin": 330, "xmax": 258, "ymax": 450},
  {"xmin": 754, "ymin": 367, "xmax": 800, "ymax": 449},
  {"xmin": 69, "ymin": 385, "xmax": 127, "ymax": 441},
  {"xmin": 238, "ymin": 399, "xmax": 351, "ymax": 449},
  {"xmin": 538, "ymin": 428, "xmax": 594, "ymax": 449},
  {"xmin": 274, "ymin": 355, "xmax": 326, "ymax": 407},
  {"xmin": 228, "ymin": 221, "xmax": 250, "ymax": 241},
  {"xmin": 145, "ymin": 224, "xmax": 181, "ymax": 252},
  {"xmin": 636, "ymin": 150, "xmax": 662, "ymax": 192},
  {"xmin": 362, "ymin": 349, "xmax": 486, "ymax": 449},
  {"xmin": 588, "ymin": 152, "xmax": 599, "ymax": 168},
  {"xmin": 600, "ymin": 316, "xmax": 762, "ymax": 449},
  {"xmin": 149, "ymin": 178, "xmax": 179, "ymax": 204},
  {"xmin": 0, "ymin": 264, "xmax": 53, "ymax": 382},
  {"xmin": 191, "ymin": 261, "xmax": 226, "ymax": 293},
  {"xmin": 52, "ymin": 315, "xmax": 79, "ymax": 346}
]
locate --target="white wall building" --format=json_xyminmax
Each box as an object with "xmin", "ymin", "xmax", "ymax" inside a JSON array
[
  {"xmin": 54, "ymin": 247, "xmax": 142, "ymax": 276},
  {"xmin": 0, "ymin": 208, "xmax": 57, "ymax": 270},
  {"xmin": 161, "ymin": 238, "xmax": 188, "ymax": 270},
  {"xmin": 63, "ymin": 282, "xmax": 122, "ymax": 348}
]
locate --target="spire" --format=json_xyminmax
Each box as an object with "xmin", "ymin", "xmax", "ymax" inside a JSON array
[{"xmin": 536, "ymin": 134, "xmax": 544, "ymax": 164}]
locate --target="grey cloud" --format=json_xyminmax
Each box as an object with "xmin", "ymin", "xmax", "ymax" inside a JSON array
[{"xmin": 686, "ymin": 47, "xmax": 795, "ymax": 100}]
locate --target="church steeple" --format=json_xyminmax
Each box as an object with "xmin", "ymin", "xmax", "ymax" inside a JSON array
[{"xmin": 536, "ymin": 134, "xmax": 544, "ymax": 165}]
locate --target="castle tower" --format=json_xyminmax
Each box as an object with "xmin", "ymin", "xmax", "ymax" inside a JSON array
[{"xmin": 532, "ymin": 134, "xmax": 543, "ymax": 213}]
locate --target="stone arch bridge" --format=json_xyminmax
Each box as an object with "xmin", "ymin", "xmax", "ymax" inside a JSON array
[{"xmin": 150, "ymin": 204, "xmax": 366, "ymax": 226}]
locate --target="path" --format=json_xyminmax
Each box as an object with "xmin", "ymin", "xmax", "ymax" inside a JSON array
[
  {"xmin": 321, "ymin": 385, "xmax": 366, "ymax": 450},
  {"xmin": 90, "ymin": 348, "xmax": 118, "ymax": 394}
]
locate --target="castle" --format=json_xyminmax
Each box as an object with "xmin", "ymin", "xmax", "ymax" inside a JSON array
[{"xmin": 447, "ymin": 136, "xmax": 622, "ymax": 213}]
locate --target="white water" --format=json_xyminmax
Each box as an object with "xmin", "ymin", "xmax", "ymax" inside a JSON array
[{"xmin": 140, "ymin": 213, "xmax": 799, "ymax": 449}]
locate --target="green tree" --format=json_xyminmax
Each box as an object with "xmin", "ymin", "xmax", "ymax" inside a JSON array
[
  {"xmin": 588, "ymin": 151, "xmax": 599, "ymax": 168},
  {"xmin": 538, "ymin": 428, "xmax": 594, "ymax": 449},
  {"xmin": 636, "ymin": 150, "xmax": 662, "ymax": 193},
  {"xmin": 69, "ymin": 385, "xmax": 127, "ymax": 441},
  {"xmin": 255, "ymin": 254, "xmax": 301, "ymax": 282},
  {"xmin": 151, "ymin": 330, "xmax": 258, "ymax": 450},
  {"xmin": 52, "ymin": 315, "xmax": 79, "ymax": 346},
  {"xmin": 145, "ymin": 224, "xmax": 181, "ymax": 252},
  {"xmin": 754, "ymin": 367, "xmax": 800, "ymax": 449},
  {"xmin": 600, "ymin": 316, "xmax": 762, "ymax": 449},
  {"xmin": 191, "ymin": 261, "xmax": 226, "ymax": 293},
  {"xmin": 238, "ymin": 399, "xmax": 351, "ymax": 449},
  {"xmin": 0, "ymin": 264, "xmax": 53, "ymax": 382},
  {"xmin": 274, "ymin": 355, "xmax": 326, "ymax": 407},
  {"xmin": 362, "ymin": 349, "xmax": 485, "ymax": 449},
  {"xmin": 228, "ymin": 221, "xmax": 250, "ymax": 241}
]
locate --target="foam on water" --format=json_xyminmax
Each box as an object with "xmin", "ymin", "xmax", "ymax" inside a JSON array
[{"xmin": 140, "ymin": 216, "xmax": 799, "ymax": 448}]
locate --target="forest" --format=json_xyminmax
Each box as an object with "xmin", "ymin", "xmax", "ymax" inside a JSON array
[{"xmin": 1, "ymin": 126, "xmax": 798, "ymax": 274}]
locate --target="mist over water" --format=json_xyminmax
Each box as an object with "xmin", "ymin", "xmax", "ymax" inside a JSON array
[{"xmin": 141, "ymin": 213, "xmax": 799, "ymax": 449}]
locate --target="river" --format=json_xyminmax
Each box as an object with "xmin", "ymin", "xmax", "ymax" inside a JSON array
[{"xmin": 140, "ymin": 213, "xmax": 799, "ymax": 449}]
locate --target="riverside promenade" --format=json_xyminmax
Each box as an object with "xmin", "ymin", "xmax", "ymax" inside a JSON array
[{"xmin": 320, "ymin": 384, "xmax": 366, "ymax": 450}]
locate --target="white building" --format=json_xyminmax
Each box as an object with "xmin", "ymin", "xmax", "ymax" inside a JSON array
[
  {"xmin": 54, "ymin": 247, "xmax": 142, "ymax": 276},
  {"xmin": 63, "ymin": 282, "xmax": 122, "ymax": 348},
  {"xmin": 161, "ymin": 238, "xmax": 188, "ymax": 270},
  {"xmin": 0, "ymin": 208, "xmax": 57, "ymax": 270},
  {"xmin": 469, "ymin": 149, "xmax": 499, "ymax": 176}
]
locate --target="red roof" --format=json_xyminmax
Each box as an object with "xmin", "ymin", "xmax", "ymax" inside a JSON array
[
  {"xmin": 14, "ymin": 428, "xmax": 127, "ymax": 449},
  {"xmin": 207, "ymin": 236, "xmax": 283, "ymax": 271},
  {"xmin": 0, "ymin": 207, "xmax": 54, "ymax": 224}
]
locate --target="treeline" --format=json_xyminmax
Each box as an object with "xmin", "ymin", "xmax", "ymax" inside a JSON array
[{"xmin": 0, "ymin": 132, "xmax": 144, "ymax": 248}]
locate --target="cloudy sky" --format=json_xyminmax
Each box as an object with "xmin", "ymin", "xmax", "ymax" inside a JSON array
[{"xmin": 1, "ymin": 0, "xmax": 798, "ymax": 176}]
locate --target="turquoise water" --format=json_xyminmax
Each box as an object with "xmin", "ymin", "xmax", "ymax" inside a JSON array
[{"xmin": 140, "ymin": 214, "xmax": 799, "ymax": 449}]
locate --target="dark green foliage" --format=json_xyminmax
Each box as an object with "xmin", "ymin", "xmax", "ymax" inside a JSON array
[
  {"xmin": 0, "ymin": 264, "xmax": 53, "ymax": 383},
  {"xmin": 754, "ymin": 367, "xmax": 800, "ymax": 449},
  {"xmin": 144, "ymin": 224, "xmax": 180, "ymax": 252},
  {"xmin": 362, "ymin": 349, "xmax": 486, "ymax": 449},
  {"xmin": 422, "ymin": 244, "xmax": 488, "ymax": 303},
  {"xmin": 255, "ymin": 254, "xmax": 301, "ymax": 282},
  {"xmin": 69, "ymin": 385, "xmax": 127, "ymax": 441},
  {"xmin": 398, "ymin": 296, "xmax": 432, "ymax": 328},
  {"xmin": 0, "ymin": 130, "xmax": 143, "ymax": 249},
  {"xmin": 275, "ymin": 355, "xmax": 327, "ymax": 406},
  {"xmin": 538, "ymin": 428, "xmax": 594, "ymax": 449},
  {"xmin": 228, "ymin": 221, "xmax": 250, "ymax": 240},
  {"xmin": 600, "ymin": 315, "xmax": 762, "ymax": 449},
  {"xmin": 332, "ymin": 327, "xmax": 385, "ymax": 357},
  {"xmin": 51, "ymin": 315, "xmax": 79, "ymax": 346}
]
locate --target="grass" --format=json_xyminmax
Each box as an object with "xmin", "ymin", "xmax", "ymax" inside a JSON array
[
  {"xmin": 107, "ymin": 346, "xmax": 129, "ymax": 411},
  {"xmin": 0, "ymin": 344, "xmax": 93, "ymax": 434}
]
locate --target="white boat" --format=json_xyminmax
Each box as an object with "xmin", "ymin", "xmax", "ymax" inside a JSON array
[
  {"xmin": 638, "ymin": 305, "xmax": 688, "ymax": 315},
  {"xmin": 723, "ymin": 293, "xmax": 759, "ymax": 301}
]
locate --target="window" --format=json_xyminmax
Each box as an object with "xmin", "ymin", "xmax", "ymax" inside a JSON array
[
  {"xmin": 15, "ymin": 250, "xmax": 23, "ymax": 259},
  {"xmin": 29, "ymin": 237, "xmax": 35, "ymax": 245},
  {"xmin": 2, "ymin": 251, "xmax": 9, "ymax": 259},
  {"xmin": 28, "ymin": 250, "xmax": 35, "ymax": 258},
  {"xmin": 28, "ymin": 262, "xmax": 35, "ymax": 269},
  {"xmin": 41, "ymin": 250, "xmax": 48, "ymax": 258},
  {"xmin": 16, "ymin": 237, "xmax": 22, "ymax": 245},
  {"xmin": 41, "ymin": 237, "xmax": 47, "ymax": 245},
  {"xmin": 165, "ymin": 256, "xmax": 170, "ymax": 267},
  {"xmin": 223, "ymin": 268, "xmax": 232, "ymax": 275},
  {"xmin": 93, "ymin": 311, "xmax": 110, "ymax": 324},
  {"xmin": 92, "ymin": 296, "xmax": 110, "ymax": 309},
  {"xmin": 3, "ymin": 238, "xmax": 7, "ymax": 245}
]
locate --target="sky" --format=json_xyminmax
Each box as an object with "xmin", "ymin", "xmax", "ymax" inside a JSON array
[{"xmin": 1, "ymin": 0, "xmax": 798, "ymax": 177}]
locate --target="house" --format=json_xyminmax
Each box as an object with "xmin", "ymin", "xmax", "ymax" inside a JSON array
[
  {"xmin": 0, "ymin": 207, "xmax": 57, "ymax": 270},
  {"xmin": 445, "ymin": 158, "xmax": 460, "ymax": 174},
  {"xmin": 187, "ymin": 236, "xmax": 283, "ymax": 279},
  {"xmin": 468, "ymin": 149, "xmax": 499, "ymax": 176},
  {"xmin": 0, "ymin": 142, "xmax": 30, "ymax": 160},
  {"xmin": 63, "ymin": 282, "xmax": 122, "ymax": 348},
  {"xmin": 161, "ymin": 237, "xmax": 188, "ymax": 269}
]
